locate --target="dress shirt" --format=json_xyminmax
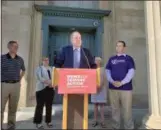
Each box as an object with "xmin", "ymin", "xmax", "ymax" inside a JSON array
[{"xmin": 73, "ymin": 47, "xmax": 81, "ymax": 68}]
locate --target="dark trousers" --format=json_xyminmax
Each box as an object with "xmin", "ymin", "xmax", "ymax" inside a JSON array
[{"xmin": 33, "ymin": 87, "xmax": 54, "ymax": 124}]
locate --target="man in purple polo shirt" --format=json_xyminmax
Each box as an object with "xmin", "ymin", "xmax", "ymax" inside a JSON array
[{"xmin": 106, "ymin": 41, "xmax": 135, "ymax": 129}]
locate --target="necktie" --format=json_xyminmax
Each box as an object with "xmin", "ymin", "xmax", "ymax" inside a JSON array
[{"xmin": 73, "ymin": 49, "xmax": 80, "ymax": 68}]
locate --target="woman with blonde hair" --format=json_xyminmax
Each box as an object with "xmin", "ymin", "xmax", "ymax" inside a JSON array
[
  {"xmin": 33, "ymin": 57, "xmax": 55, "ymax": 129},
  {"xmin": 91, "ymin": 57, "xmax": 107, "ymax": 128}
]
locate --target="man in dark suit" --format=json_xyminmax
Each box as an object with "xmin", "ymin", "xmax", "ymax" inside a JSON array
[
  {"xmin": 55, "ymin": 31, "xmax": 96, "ymax": 129},
  {"xmin": 56, "ymin": 31, "xmax": 96, "ymax": 69}
]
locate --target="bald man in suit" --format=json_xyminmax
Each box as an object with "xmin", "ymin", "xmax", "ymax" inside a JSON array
[{"xmin": 55, "ymin": 31, "xmax": 96, "ymax": 129}]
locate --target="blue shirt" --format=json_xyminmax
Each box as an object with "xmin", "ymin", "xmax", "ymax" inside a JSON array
[
  {"xmin": 106, "ymin": 54, "xmax": 135, "ymax": 90},
  {"xmin": 73, "ymin": 47, "xmax": 81, "ymax": 68}
]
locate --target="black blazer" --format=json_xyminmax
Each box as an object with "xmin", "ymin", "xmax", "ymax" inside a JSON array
[{"xmin": 55, "ymin": 45, "xmax": 96, "ymax": 69}]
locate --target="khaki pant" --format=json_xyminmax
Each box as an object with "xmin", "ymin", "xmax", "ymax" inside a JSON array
[
  {"xmin": 1, "ymin": 82, "xmax": 20, "ymax": 128},
  {"xmin": 109, "ymin": 90, "xmax": 134, "ymax": 129}
]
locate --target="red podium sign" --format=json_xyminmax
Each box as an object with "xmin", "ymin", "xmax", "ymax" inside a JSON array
[{"xmin": 58, "ymin": 69, "xmax": 96, "ymax": 94}]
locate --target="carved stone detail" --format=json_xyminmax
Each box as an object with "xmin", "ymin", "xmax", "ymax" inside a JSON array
[{"xmin": 34, "ymin": 5, "xmax": 111, "ymax": 19}]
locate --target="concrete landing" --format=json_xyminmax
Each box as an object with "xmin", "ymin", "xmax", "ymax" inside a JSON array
[{"xmin": 3, "ymin": 105, "xmax": 148, "ymax": 129}]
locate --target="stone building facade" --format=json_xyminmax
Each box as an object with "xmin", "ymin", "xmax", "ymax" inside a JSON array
[{"xmin": 2, "ymin": 1, "xmax": 161, "ymax": 129}]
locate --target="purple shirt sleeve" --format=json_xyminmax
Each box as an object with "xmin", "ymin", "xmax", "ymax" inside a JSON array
[
  {"xmin": 106, "ymin": 69, "xmax": 114, "ymax": 83},
  {"xmin": 106, "ymin": 58, "xmax": 111, "ymax": 70},
  {"xmin": 121, "ymin": 68, "xmax": 135, "ymax": 85},
  {"xmin": 127, "ymin": 56, "xmax": 135, "ymax": 69}
]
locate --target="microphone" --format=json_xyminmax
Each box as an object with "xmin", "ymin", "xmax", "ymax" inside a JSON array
[{"xmin": 81, "ymin": 47, "xmax": 91, "ymax": 69}]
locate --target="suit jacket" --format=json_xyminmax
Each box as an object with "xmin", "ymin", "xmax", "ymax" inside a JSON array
[
  {"xmin": 55, "ymin": 45, "xmax": 96, "ymax": 69},
  {"xmin": 35, "ymin": 66, "xmax": 54, "ymax": 92}
]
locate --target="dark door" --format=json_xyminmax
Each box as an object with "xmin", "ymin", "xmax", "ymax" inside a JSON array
[{"xmin": 48, "ymin": 26, "xmax": 96, "ymax": 104}]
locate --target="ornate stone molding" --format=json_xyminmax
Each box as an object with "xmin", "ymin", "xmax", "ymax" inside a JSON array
[{"xmin": 34, "ymin": 4, "xmax": 111, "ymax": 19}]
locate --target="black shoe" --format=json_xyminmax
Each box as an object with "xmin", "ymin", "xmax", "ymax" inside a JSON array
[
  {"xmin": 100, "ymin": 122, "xmax": 106, "ymax": 128},
  {"xmin": 36, "ymin": 124, "xmax": 44, "ymax": 129},
  {"xmin": 92, "ymin": 121, "xmax": 98, "ymax": 127},
  {"xmin": 46, "ymin": 122, "xmax": 53, "ymax": 128},
  {"xmin": 7, "ymin": 125, "xmax": 15, "ymax": 130}
]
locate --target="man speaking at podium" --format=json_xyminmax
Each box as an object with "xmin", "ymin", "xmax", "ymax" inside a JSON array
[{"xmin": 55, "ymin": 31, "xmax": 96, "ymax": 129}]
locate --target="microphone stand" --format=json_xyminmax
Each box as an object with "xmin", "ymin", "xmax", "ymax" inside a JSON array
[{"xmin": 81, "ymin": 47, "xmax": 91, "ymax": 69}]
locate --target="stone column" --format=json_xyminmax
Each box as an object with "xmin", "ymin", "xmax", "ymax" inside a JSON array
[
  {"xmin": 27, "ymin": 9, "xmax": 43, "ymax": 106},
  {"xmin": 142, "ymin": 1, "xmax": 161, "ymax": 129},
  {"xmin": 98, "ymin": 1, "xmax": 113, "ymax": 105},
  {"xmin": 98, "ymin": 1, "xmax": 113, "ymax": 60}
]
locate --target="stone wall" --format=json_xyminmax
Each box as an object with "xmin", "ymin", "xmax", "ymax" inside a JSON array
[
  {"xmin": 103, "ymin": 1, "xmax": 148, "ymax": 108},
  {"xmin": 49, "ymin": 1, "xmax": 98, "ymax": 9},
  {"xmin": 2, "ymin": 1, "xmax": 33, "ymax": 108}
]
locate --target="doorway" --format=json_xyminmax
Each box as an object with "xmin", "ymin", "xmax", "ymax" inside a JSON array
[{"xmin": 48, "ymin": 26, "xmax": 96, "ymax": 104}]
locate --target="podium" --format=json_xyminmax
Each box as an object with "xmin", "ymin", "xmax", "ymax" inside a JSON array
[{"xmin": 52, "ymin": 68, "xmax": 101, "ymax": 129}]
